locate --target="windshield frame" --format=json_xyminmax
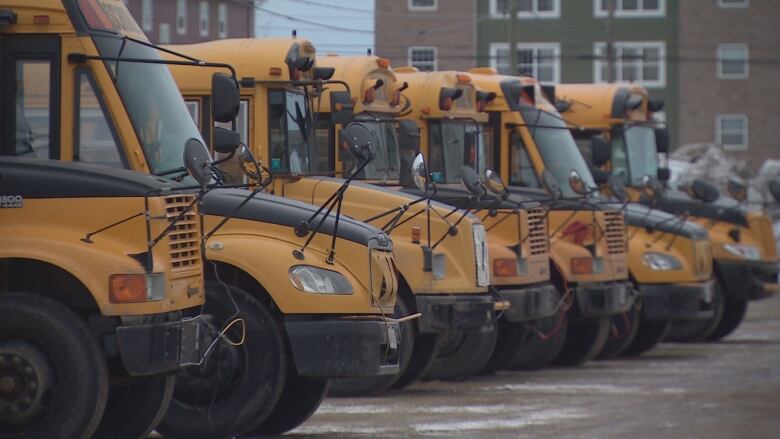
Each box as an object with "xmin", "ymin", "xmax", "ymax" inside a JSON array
[{"xmin": 614, "ymin": 123, "xmax": 660, "ymax": 188}]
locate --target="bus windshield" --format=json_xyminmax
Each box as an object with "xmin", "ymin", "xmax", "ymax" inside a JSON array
[
  {"xmin": 355, "ymin": 120, "xmax": 401, "ymax": 181},
  {"xmin": 518, "ymin": 106, "xmax": 596, "ymax": 197},
  {"xmin": 269, "ymin": 89, "xmax": 316, "ymax": 174},
  {"xmin": 93, "ymin": 36, "xmax": 207, "ymax": 176},
  {"xmin": 617, "ymin": 125, "xmax": 659, "ymax": 187},
  {"xmin": 427, "ymin": 120, "xmax": 488, "ymax": 184}
]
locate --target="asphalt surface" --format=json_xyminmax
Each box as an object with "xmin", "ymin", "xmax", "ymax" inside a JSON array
[{"xmin": 285, "ymin": 295, "xmax": 780, "ymax": 439}]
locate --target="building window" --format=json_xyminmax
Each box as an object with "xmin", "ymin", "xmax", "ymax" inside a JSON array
[
  {"xmin": 490, "ymin": 0, "xmax": 560, "ymax": 18},
  {"xmin": 490, "ymin": 42, "xmax": 560, "ymax": 82},
  {"xmin": 594, "ymin": 0, "xmax": 665, "ymax": 17},
  {"xmin": 177, "ymin": 0, "xmax": 187, "ymax": 35},
  {"xmin": 716, "ymin": 114, "xmax": 748, "ymax": 150},
  {"xmin": 141, "ymin": 0, "xmax": 153, "ymax": 32},
  {"xmin": 409, "ymin": 0, "xmax": 437, "ymax": 10},
  {"xmin": 218, "ymin": 3, "xmax": 228, "ymax": 38},
  {"xmin": 159, "ymin": 23, "xmax": 171, "ymax": 44},
  {"xmin": 594, "ymin": 41, "xmax": 665, "ymax": 87},
  {"xmin": 199, "ymin": 1, "xmax": 209, "ymax": 37},
  {"xmin": 408, "ymin": 47, "xmax": 437, "ymax": 72},
  {"xmin": 718, "ymin": 0, "xmax": 749, "ymax": 8},
  {"xmin": 717, "ymin": 44, "xmax": 749, "ymax": 79}
]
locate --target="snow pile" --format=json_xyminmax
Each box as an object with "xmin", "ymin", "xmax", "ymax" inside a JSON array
[{"xmin": 668, "ymin": 143, "xmax": 741, "ymax": 190}]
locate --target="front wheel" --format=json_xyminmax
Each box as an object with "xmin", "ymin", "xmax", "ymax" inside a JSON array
[
  {"xmin": 667, "ymin": 281, "xmax": 725, "ymax": 342},
  {"xmin": 622, "ymin": 317, "xmax": 670, "ymax": 357},
  {"xmin": 424, "ymin": 327, "xmax": 498, "ymax": 381},
  {"xmin": 157, "ymin": 282, "xmax": 287, "ymax": 439},
  {"xmin": 246, "ymin": 370, "xmax": 329, "ymax": 436},
  {"xmin": 92, "ymin": 374, "xmax": 174, "ymax": 439},
  {"xmin": 552, "ymin": 317, "xmax": 611, "ymax": 366},
  {"xmin": 706, "ymin": 296, "xmax": 748, "ymax": 341},
  {"xmin": 0, "ymin": 292, "xmax": 108, "ymax": 439},
  {"xmin": 506, "ymin": 308, "xmax": 568, "ymax": 371},
  {"xmin": 596, "ymin": 304, "xmax": 641, "ymax": 360}
]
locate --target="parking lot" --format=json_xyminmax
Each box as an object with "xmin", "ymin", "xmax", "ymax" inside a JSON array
[{"xmin": 287, "ymin": 296, "xmax": 780, "ymax": 439}]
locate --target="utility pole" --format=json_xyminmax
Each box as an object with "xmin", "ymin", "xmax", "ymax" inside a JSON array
[
  {"xmin": 606, "ymin": 0, "xmax": 616, "ymax": 82},
  {"xmin": 508, "ymin": 0, "xmax": 518, "ymax": 75}
]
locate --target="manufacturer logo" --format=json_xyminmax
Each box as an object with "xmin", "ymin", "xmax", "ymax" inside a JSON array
[{"xmin": 0, "ymin": 195, "xmax": 23, "ymax": 208}]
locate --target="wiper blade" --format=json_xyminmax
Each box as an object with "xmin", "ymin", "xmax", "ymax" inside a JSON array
[{"xmin": 155, "ymin": 166, "xmax": 187, "ymax": 177}]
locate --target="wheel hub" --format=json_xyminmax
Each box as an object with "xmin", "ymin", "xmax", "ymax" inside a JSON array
[{"xmin": 0, "ymin": 340, "xmax": 56, "ymax": 426}]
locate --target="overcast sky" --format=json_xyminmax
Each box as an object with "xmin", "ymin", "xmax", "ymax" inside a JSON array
[{"xmin": 254, "ymin": 0, "xmax": 375, "ymax": 55}]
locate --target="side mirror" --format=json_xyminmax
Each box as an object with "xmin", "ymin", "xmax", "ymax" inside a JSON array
[
  {"xmin": 411, "ymin": 153, "xmax": 428, "ymax": 192},
  {"xmin": 213, "ymin": 127, "xmax": 241, "ymax": 154},
  {"xmin": 592, "ymin": 167, "xmax": 610, "ymax": 186},
  {"xmin": 590, "ymin": 135, "xmax": 611, "ymax": 167},
  {"xmin": 541, "ymin": 169, "xmax": 563, "ymax": 200},
  {"xmin": 211, "ymin": 73, "xmax": 240, "ymax": 124},
  {"xmin": 727, "ymin": 177, "xmax": 747, "ymax": 201},
  {"xmin": 769, "ymin": 179, "xmax": 780, "ymax": 202},
  {"xmin": 554, "ymin": 100, "xmax": 571, "ymax": 113},
  {"xmin": 568, "ymin": 170, "xmax": 588, "ymax": 196},
  {"xmin": 459, "ymin": 166, "xmax": 485, "ymax": 197},
  {"xmin": 657, "ymin": 167, "xmax": 670, "ymax": 182},
  {"xmin": 655, "ymin": 127, "xmax": 669, "ymax": 154},
  {"xmin": 183, "ymin": 138, "xmax": 212, "ymax": 185},
  {"xmin": 341, "ymin": 122, "xmax": 375, "ymax": 163},
  {"xmin": 330, "ymin": 90, "xmax": 354, "ymax": 125},
  {"xmin": 483, "ymin": 169, "xmax": 509, "ymax": 199},
  {"xmin": 685, "ymin": 179, "xmax": 719, "ymax": 203},
  {"xmin": 238, "ymin": 145, "xmax": 261, "ymax": 181}
]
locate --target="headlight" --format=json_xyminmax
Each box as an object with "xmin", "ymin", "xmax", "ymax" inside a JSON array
[
  {"xmin": 642, "ymin": 252, "xmax": 682, "ymax": 271},
  {"xmin": 723, "ymin": 244, "xmax": 761, "ymax": 260},
  {"xmin": 289, "ymin": 265, "xmax": 353, "ymax": 295}
]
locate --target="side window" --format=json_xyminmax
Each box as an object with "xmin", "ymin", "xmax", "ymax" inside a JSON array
[
  {"xmin": 610, "ymin": 129, "xmax": 630, "ymax": 185},
  {"xmin": 314, "ymin": 119, "xmax": 332, "ymax": 173},
  {"xmin": 185, "ymin": 100, "xmax": 200, "ymax": 128},
  {"xmin": 268, "ymin": 90, "xmax": 287, "ymax": 172},
  {"xmin": 75, "ymin": 71, "xmax": 124, "ymax": 168},
  {"xmin": 427, "ymin": 122, "xmax": 445, "ymax": 183},
  {"xmin": 14, "ymin": 60, "xmax": 51, "ymax": 158},
  {"xmin": 509, "ymin": 131, "xmax": 540, "ymax": 188}
]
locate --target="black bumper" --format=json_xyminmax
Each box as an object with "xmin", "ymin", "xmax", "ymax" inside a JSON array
[
  {"xmin": 497, "ymin": 283, "xmax": 559, "ymax": 323},
  {"xmin": 715, "ymin": 259, "xmax": 780, "ymax": 301},
  {"xmin": 415, "ymin": 294, "xmax": 496, "ymax": 333},
  {"xmin": 638, "ymin": 279, "xmax": 715, "ymax": 321},
  {"xmin": 574, "ymin": 281, "xmax": 634, "ymax": 319},
  {"xmin": 285, "ymin": 318, "xmax": 400, "ymax": 378},
  {"xmin": 116, "ymin": 314, "xmax": 212, "ymax": 376}
]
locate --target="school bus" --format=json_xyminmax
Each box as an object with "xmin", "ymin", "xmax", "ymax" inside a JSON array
[
  {"xmin": 0, "ymin": 1, "xmax": 399, "ymax": 437},
  {"xmin": 556, "ymin": 83, "xmax": 779, "ymax": 341},
  {"xmin": 167, "ymin": 39, "xmax": 503, "ymax": 388},
  {"xmin": 397, "ymin": 68, "xmax": 634, "ymax": 366}
]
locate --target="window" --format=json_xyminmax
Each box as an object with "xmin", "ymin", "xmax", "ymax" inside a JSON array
[
  {"xmin": 717, "ymin": 44, "xmax": 749, "ymax": 79},
  {"xmin": 177, "ymin": 0, "xmax": 187, "ymax": 35},
  {"xmin": 268, "ymin": 90, "xmax": 314, "ymax": 174},
  {"xmin": 718, "ymin": 0, "xmax": 749, "ymax": 8},
  {"xmin": 142, "ymin": 0, "xmax": 153, "ymax": 32},
  {"xmin": 215, "ymin": 100, "xmax": 249, "ymax": 182},
  {"xmin": 716, "ymin": 114, "xmax": 748, "ymax": 150},
  {"xmin": 490, "ymin": 42, "xmax": 560, "ymax": 82},
  {"xmin": 75, "ymin": 71, "xmax": 124, "ymax": 168},
  {"xmin": 408, "ymin": 47, "xmax": 437, "ymax": 72},
  {"xmin": 409, "ymin": 0, "xmax": 437, "ymax": 10},
  {"xmin": 594, "ymin": 41, "xmax": 665, "ymax": 87},
  {"xmin": 594, "ymin": 0, "xmax": 665, "ymax": 17},
  {"xmin": 13, "ymin": 60, "xmax": 51, "ymax": 158},
  {"xmin": 218, "ymin": 3, "xmax": 228, "ymax": 38},
  {"xmin": 199, "ymin": 1, "xmax": 209, "ymax": 37},
  {"xmin": 491, "ymin": 0, "xmax": 560, "ymax": 18},
  {"xmin": 158, "ymin": 23, "xmax": 171, "ymax": 44},
  {"xmin": 185, "ymin": 100, "xmax": 200, "ymax": 128}
]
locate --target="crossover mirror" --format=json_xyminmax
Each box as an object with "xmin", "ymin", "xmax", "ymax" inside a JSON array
[
  {"xmin": 211, "ymin": 73, "xmax": 240, "ymax": 124},
  {"xmin": 483, "ymin": 169, "xmax": 509, "ymax": 199},
  {"xmin": 569, "ymin": 170, "xmax": 588, "ymax": 196},
  {"xmin": 727, "ymin": 177, "xmax": 747, "ymax": 202},
  {"xmin": 685, "ymin": 179, "xmax": 719, "ymax": 203},
  {"xmin": 541, "ymin": 169, "xmax": 563, "ymax": 200},
  {"xmin": 459, "ymin": 166, "xmax": 485, "ymax": 197},
  {"xmin": 411, "ymin": 153, "xmax": 428, "ymax": 192},
  {"xmin": 341, "ymin": 122, "xmax": 376, "ymax": 163},
  {"xmin": 183, "ymin": 138, "xmax": 212, "ymax": 185}
]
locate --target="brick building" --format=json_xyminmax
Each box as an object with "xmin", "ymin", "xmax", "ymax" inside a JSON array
[{"xmin": 125, "ymin": 0, "xmax": 255, "ymax": 44}]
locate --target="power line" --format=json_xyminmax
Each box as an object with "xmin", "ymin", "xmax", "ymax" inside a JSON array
[
  {"xmin": 276, "ymin": 0, "xmax": 373, "ymax": 13},
  {"xmin": 233, "ymin": 0, "xmax": 373, "ymax": 34}
]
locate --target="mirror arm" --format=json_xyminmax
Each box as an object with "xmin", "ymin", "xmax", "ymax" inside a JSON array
[{"xmin": 432, "ymin": 208, "xmax": 471, "ymax": 250}]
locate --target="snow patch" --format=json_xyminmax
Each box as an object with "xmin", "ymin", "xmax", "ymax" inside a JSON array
[{"xmin": 412, "ymin": 408, "xmax": 589, "ymax": 433}]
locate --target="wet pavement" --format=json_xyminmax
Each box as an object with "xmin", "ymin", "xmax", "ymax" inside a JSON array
[{"xmin": 285, "ymin": 296, "xmax": 780, "ymax": 439}]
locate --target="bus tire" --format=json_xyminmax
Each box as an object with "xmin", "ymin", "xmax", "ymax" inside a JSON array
[
  {"xmin": 667, "ymin": 281, "xmax": 725, "ymax": 342},
  {"xmin": 622, "ymin": 317, "xmax": 670, "ymax": 357},
  {"xmin": 506, "ymin": 308, "xmax": 568, "ymax": 371},
  {"xmin": 246, "ymin": 371, "xmax": 329, "ymax": 436},
  {"xmin": 552, "ymin": 317, "xmax": 611, "ymax": 366},
  {"xmin": 92, "ymin": 374, "xmax": 175, "ymax": 439},
  {"xmin": 424, "ymin": 327, "xmax": 498, "ymax": 382},
  {"xmin": 706, "ymin": 296, "xmax": 748, "ymax": 341},
  {"xmin": 479, "ymin": 318, "xmax": 526, "ymax": 375},
  {"xmin": 596, "ymin": 303, "xmax": 641, "ymax": 360},
  {"xmin": 0, "ymin": 292, "xmax": 108, "ymax": 439}
]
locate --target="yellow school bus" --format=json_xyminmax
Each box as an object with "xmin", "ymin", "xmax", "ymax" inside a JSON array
[
  {"xmin": 556, "ymin": 82, "xmax": 779, "ymax": 342},
  {"xmin": 0, "ymin": 1, "xmax": 399, "ymax": 437},
  {"xmin": 398, "ymin": 68, "xmax": 633, "ymax": 366}
]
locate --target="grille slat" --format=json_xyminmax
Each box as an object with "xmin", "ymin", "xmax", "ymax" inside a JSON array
[
  {"xmin": 165, "ymin": 195, "xmax": 202, "ymax": 275},
  {"xmin": 602, "ymin": 211, "xmax": 627, "ymax": 255},
  {"xmin": 526, "ymin": 208, "xmax": 549, "ymax": 256}
]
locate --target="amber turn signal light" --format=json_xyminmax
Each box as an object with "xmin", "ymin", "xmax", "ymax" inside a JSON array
[
  {"xmin": 109, "ymin": 274, "xmax": 148, "ymax": 303},
  {"xmin": 570, "ymin": 257, "xmax": 593, "ymax": 275},
  {"xmin": 411, "ymin": 226, "xmax": 421, "ymax": 244},
  {"xmin": 493, "ymin": 258, "xmax": 518, "ymax": 277}
]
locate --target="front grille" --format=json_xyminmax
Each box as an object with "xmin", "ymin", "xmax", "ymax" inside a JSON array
[
  {"xmin": 526, "ymin": 207, "xmax": 549, "ymax": 256},
  {"xmin": 749, "ymin": 214, "xmax": 778, "ymax": 259},
  {"xmin": 693, "ymin": 240, "xmax": 713, "ymax": 279},
  {"xmin": 602, "ymin": 210, "xmax": 627, "ymax": 255},
  {"xmin": 165, "ymin": 194, "xmax": 202, "ymax": 276}
]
